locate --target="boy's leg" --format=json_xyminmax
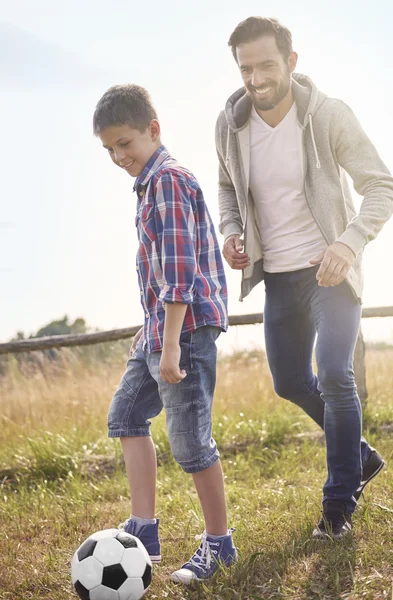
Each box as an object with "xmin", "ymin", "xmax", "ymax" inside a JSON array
[
  {"xmin": 147, "ymin": 326, "xmax": 236, "ymax": 583},
  {"xmin": 121, "ymin": 436, "xmax": 157, "ymax": 519},
  {"xmin": 108, "ymin": 338, "xmax": 163, "ymax": 560},
  {"xmin": 192, "ymin": 460, "xmax": 227, "ymax": 536}
]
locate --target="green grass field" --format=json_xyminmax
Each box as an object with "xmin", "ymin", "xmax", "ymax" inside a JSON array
[{"xmin": 1, "ymin": 343, "xmax": 392, "ymax": 599}]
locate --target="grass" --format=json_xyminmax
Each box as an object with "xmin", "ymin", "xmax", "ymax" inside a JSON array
[{"xmin": 0, "ymin": 344, "xmax": 393, "ymax": 599}]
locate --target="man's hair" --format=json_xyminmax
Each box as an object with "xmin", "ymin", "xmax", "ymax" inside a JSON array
[
  {"xmin": 228, "ymin": 17, "xmax": 293, "ymax": 61},
  {"xmin": 93, "ymin": 84, "xmax": 158, "ymax": 135}
]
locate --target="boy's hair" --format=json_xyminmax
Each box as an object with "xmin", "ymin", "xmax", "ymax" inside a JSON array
[
  {"xmin": 228, "ymin": 17, "xmax": 293, "ymax": 61},
  {"xmin": 93, "ymin": 84, "xmax": 158, "ymax": 135}
]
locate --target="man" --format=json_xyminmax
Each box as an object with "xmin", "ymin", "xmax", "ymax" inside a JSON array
[{"xmin": 216, "ymin": 16, "xmax": 393, "ymax": 538}]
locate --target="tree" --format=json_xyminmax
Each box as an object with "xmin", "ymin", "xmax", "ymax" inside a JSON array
[{"xmin": 35, "ymin": 316, "xmax": 87, "ymax": 338}]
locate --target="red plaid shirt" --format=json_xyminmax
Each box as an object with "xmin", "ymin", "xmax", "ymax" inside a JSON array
[{"xmin": 134, "ymin": 146, "xmax": 228, "ymax": 352}]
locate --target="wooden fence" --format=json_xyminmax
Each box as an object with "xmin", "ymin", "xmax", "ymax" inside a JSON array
[{"xmin": 1, "ymin": 306, "xmax": 393, "ymax": 403}]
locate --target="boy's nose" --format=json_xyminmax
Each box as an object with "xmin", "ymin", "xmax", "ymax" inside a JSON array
[{"xmin": 114, "ymin": 149, "xmax": 126, "ymax": 163}]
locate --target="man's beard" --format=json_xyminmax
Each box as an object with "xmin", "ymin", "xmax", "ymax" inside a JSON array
[{"xmin": 251, "ymin": 74, "xmax": 291, "ymax": 112}]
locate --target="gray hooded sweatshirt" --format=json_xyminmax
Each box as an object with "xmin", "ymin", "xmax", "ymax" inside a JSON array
[{"xmin": 215, "ymin": 73, "xmax": 393, "ymax": 301}]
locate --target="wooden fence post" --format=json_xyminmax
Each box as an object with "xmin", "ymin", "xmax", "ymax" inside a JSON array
[{"xmin": 354, "ymin": 328, "xmax": 368, "ymax": 407}]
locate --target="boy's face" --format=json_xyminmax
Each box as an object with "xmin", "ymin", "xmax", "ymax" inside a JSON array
[{"xmin": 99, "ymin": 121, "xmax": 161, "ymax": 177}]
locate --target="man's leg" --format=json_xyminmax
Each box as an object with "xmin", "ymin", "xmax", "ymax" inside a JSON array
[
  {"xmin": 311, "ymin": 280, "xmax": 362, "ymax": 513},
  {"xmin": 264, "ymin": 270, "xmax": 371, "ymax": 464},
  {"xmin": 264, "ymin": 270, "xmax": 324, "ymax": 426}
]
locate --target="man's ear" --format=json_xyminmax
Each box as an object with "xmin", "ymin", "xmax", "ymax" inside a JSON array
[{"xmin": 288, "ymin": 51, "xmax": 298, "ymax": 74}]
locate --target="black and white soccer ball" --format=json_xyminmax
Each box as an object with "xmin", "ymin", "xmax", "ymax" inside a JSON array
[{"xmin": 71, "ymin": 529, "xmax": 152, "ymax": 600}]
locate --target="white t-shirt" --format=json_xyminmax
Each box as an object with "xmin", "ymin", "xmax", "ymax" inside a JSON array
[{"xmin": 249, "ymin": 103, "xmax": 326, "ymax": 273}]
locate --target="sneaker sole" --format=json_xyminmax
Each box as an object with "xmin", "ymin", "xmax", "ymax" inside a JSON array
[
  {"xmin": 354, "ymin": 459, "xmax": 385, "ymax": 501},
  {"xmin": 312, "ymin": 526, "xmax": 352, "ymax": 541},
  {"xmin": 171, "ymin": 573, "xmax": 200, "ymax": 585},
  {"xmin": 171, "ymin": 557, "xmax": 237, "ymax": 585}
]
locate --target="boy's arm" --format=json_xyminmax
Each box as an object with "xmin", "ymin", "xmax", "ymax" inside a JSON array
[
  {"xmin": 161, "ymin": 303, "xmax": 188, "ymax": 383},
  {"xmin": 155, "ymin": 171, "xmax": 197, "ymax": 383}
]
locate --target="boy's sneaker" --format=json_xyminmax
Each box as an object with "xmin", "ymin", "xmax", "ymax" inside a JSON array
[
  {"xmin": 312, "ymin": 501, "xmax": 352, "ymax": 540},
  {"xmin": 171, "ymin": 529, "xmax": 237, "ymax": 585},
  {"xmin": 118, "ymin": 518, "xmax": 161, "ymax": 564},
  {"xmin": 355, "ymin": 449, "xmax": 385, "ymax": 501}
]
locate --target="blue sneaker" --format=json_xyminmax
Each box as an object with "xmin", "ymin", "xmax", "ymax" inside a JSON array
[
  {"xmin": 171, "ymin": 529, "xmax": 237, "ymax": 584},
  {"xmin": 119, "ymin": 518, "xmax": 161, "ymax": 564}
]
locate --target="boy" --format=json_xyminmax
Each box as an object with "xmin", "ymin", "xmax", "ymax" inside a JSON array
[{"xmin": 92, "ymin": 84, "xmax": 236, "ymax": 584}]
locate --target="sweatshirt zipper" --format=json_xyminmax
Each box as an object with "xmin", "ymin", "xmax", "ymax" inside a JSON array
[
  {"xmin": 301, "ymin": 126, "xmax": 330, "ymax": 246},
  {"xmin": 236, "ymin": 133, "xmax": 249, "ymax": 298}
]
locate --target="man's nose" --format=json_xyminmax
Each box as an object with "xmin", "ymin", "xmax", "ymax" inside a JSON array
[{"xmin": 251, "ymin": 70, "xmax": 267, "ymax": 88}]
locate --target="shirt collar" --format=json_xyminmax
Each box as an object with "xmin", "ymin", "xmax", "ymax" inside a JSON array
[{"xmin": 133, "ymin": 145, "xmax": 169, "ymax": 191}]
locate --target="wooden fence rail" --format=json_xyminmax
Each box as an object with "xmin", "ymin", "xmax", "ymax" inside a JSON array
[{"xmin": 1, "ymin": 306, "xmax": 392, "ymax": 355}]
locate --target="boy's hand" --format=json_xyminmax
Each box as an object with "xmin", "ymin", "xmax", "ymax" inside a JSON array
[
  {"xmin": 223, "ymin": 235, "xmax": 250, "ymax": 270},
  {"xmin": 129, "ymin": 327, "xmax": 143, "ymax": 357},
  {"xmin": 160, "ymin": 343, "xmax": 187, "ymax": 384}
]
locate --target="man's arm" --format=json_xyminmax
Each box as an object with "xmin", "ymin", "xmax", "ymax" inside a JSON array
[
  {"xmin": 310, "ymin": 101, "xmax": 393, "ymax": 287},
  {"xmin": 215, "ymin": 112, "xmax": 244, "ymax": 240},
  {"xmin": 215, "ymin": 112, "xmax": 249, "ymax": 270},
  {"xmin": 334, "ymin": 101, "xmax": 393, "ymax": 255}
]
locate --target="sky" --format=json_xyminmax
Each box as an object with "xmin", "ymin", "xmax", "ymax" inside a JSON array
[{"xmin": 1, "ymin": 0, "xmax": 393, "ymax": 352}]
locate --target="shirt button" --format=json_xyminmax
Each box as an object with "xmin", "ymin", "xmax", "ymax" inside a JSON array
[
  {"xmin": 136, "ymin": 265, "xmax": 139, "ymax": 270},
  {"xmin": 145, "ymin": 312, "xmax": 149, "ymax": 318},
  {"xmin": 140, "ymin": 290, "xmax": 143, "ymax": 295},
  {"xmin": 139, "ymin": 190, "xmax": 145, "ymax": 197}
]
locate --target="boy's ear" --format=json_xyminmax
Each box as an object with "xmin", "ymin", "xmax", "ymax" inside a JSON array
[{"xmin": 149, "ymin": 119, "xmax": 161, "ymax": 142}]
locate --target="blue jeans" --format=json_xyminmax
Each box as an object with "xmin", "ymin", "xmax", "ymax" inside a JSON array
[
  {"xmin": 108, "ymin": 326, "xmax": 221, "ymax": 473},
  {"xmin": 264, "ymin": 266, "xmax": 370, "ymax": 513}
]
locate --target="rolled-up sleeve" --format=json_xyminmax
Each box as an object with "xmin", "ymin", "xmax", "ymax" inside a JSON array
[{"xmin": 155, "ymin": 171, "xmax": 197, "ymax": 305}]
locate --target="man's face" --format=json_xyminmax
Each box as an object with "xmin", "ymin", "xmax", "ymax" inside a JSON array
[
  {"xmin": 236, "ymin": 36, "xmax": 297, "ymax": 111},
  {"xmin": 99, "ymin": 122, "xmax": 160, "ymax": 177}
]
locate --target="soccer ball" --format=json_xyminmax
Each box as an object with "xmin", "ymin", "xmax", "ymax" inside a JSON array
[{"xmin": 71, "ymin": 529, "xmax": 152, "ymax": 600}]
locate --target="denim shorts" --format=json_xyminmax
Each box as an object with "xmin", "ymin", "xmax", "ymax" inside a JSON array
[{"xmin": 108, "ymin": 326, "xmax": 221, "ymax": 474}]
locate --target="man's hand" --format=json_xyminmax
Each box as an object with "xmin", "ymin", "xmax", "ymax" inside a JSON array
[
  {"xmin": 160, "ymin": 343, "xmax": 187, "ymax": 384},
  {"xmin": 310, "ymin": 242, "xmax": 356, "ymax": 287},
  {"xmin": 223, "ymin": 235, "xmax": 250, "ymax": 270},
  {"xmin": 129, "ymin": 327, "xmax": 143, "ymax": 357}
]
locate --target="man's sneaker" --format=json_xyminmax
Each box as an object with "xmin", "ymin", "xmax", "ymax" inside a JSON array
[
  {"xmin": 171, "ymin": 529, "xmax": 237, "ymax": 585},
  {"xmin": 118, "ymin": 518, "xmax": 161, "ymax": 564},
  {"xmin": 355, "ymin": 449, "xmax": 385, "ymax": 501},
  {"xmin": 312, "ymin": 501, "xmax": 352, "ymax": 540}
]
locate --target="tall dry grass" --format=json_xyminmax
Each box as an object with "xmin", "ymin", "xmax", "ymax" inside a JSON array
[{"xmin": 1, "ymin": 343, "xmax": 393, "ymax": 599}]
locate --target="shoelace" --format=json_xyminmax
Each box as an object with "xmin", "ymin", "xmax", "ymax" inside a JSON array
[{"xmin": 188, "ymin": 532, "xmax": 219, "ymax": 573}]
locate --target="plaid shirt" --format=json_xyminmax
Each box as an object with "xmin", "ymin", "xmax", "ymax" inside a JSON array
[{"xmin": 134, "ymin": 146, "xmax": 228, "ymax": 352}]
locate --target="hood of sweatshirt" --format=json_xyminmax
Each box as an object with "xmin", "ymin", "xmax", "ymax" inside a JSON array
[{"xmin": 224, "ymin": 72, "xmax": 327, "ymax": 132}]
